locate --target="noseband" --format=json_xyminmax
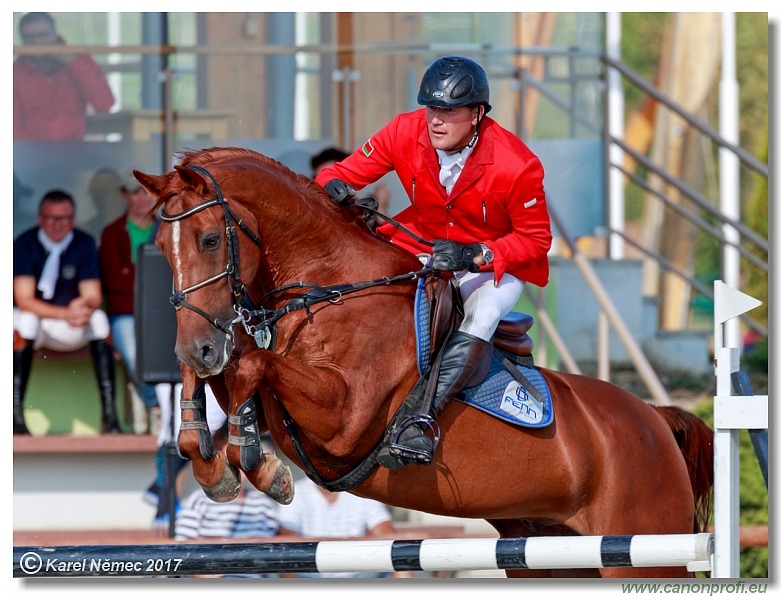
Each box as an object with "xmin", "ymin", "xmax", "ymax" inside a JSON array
[{"xmin": 160, "ymin": 164, "xmax": 262, "ymax": 339}]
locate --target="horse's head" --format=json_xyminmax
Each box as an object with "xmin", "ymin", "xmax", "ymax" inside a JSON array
[{"xmin": 134, "ymin": 158, "xmax": 263, "ymax": 378}]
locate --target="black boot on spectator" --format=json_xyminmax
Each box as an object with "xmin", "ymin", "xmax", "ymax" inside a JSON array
[
  {"xmin": 13, "ymin": 340, "xmax": 34, "ymax": 435},
  {"xmin": 90, "ymin": 339, "xmax": 121, "ymax": 434}
]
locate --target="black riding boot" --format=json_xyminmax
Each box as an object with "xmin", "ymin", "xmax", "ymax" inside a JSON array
[
  {"xmin": 392, "ymin": 332, "xmax": 492, "ymax": 465},
  {"xmin": 13, "ymin": 341, "xmax": 35, "ymax": 435},
  {"xmin": 90, "ymin": 339, "xmax": 121, "ymax": 434}
]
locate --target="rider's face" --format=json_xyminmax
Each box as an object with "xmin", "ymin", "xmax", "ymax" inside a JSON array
[{"xmin": 425, "ymin": 105, "xmax": 479, "ymax": 155}]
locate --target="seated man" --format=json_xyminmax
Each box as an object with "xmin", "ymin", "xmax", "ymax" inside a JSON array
[{"xmin": 13, "ymin": 189, "xmax": 120, "ymax": 435}]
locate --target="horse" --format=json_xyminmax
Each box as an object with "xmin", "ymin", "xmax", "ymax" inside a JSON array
[{"xmin": 135, "ymin": 147, "xmax": 714, "ymax": 578}]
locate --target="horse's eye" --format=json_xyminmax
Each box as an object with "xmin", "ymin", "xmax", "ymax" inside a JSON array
[{"xmin": 201, "ymin": 233, "xmax": 221, "ymax": 250}]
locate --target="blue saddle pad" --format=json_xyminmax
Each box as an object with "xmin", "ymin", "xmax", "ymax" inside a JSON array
[
  {"xmin": 459, "ymin": 356, "xmax": 553, "ymax": 428},
  {"xmin": 413, "ymin": 277, "xmax": 554, "ymax": 429}
]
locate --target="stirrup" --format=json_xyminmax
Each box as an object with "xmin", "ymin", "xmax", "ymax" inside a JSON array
[{"xmin": 388, "ymin": 415, "xmax": 440, "ymax": 465}]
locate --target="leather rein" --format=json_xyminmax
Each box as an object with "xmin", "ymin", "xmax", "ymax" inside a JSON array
[
  {"xmin": 161, "ymin": 164, "xmax": 436, "ymax": 491},
  {"xmin": 160, "ymin": 164, "xmax": 430, "ymax": 349}
]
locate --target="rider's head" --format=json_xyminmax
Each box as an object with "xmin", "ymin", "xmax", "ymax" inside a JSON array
[
  {"xmin": 417, "ymin": 56, "xmax": 491, "ymax": 154},
  {"xmin": 417, "ymin": 56, "xmax": 491, "ymax": 116}
]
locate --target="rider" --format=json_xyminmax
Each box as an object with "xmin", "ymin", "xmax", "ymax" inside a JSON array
[{"xmin": 315, "ymin": 56, "xmax": 552, "ymax": 466}]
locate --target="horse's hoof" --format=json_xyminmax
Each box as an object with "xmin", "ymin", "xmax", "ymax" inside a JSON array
[
  {"xmin": 202, "ymin": 461, "xmax": 241, "ymax": 503},
  {"xmin": 264, "ymin": 458, "xmax": 295, "ymax": 505}
]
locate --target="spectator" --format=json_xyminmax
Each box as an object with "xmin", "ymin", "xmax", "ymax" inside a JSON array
[
  {"xmin": 175, "ymin": 473, "xmax": 280, "ymax": 541},
  {"xmin": 310, "ymin": 146, "xmax": 350, "ymax": 177},
  {"xmin": 99, "ymin": 173, "xmax": 160, "ymax": 434},
  {"xmin": 13, "ymin": 189, "xmax": 120, "ymax": 434},
  {"xmin": 14, "ymin": 12, "xmax": 114, "ymax": 141},
  {"xmin": 174, "ymin": 436, "xmax": 280, "ymax": 579},
  {"xmin": 277, "ymin": 477, "xmax": 404, "ymax": 578}
]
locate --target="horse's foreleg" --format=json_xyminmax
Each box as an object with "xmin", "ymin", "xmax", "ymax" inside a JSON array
[
  {"xmin": 223, "ymin": 362, "xmax": 294, "ymax": 505},
  {"xmin": 235, "ymin": 349, "xmax": 351, "ymax": 452},
  {"xmin": 178, "ymin": 366, "xmax": 240, "ymax": 502}
]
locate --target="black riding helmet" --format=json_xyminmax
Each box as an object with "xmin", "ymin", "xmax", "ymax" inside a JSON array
[{"xmin": 417, "ymin": 56, "xmax": 492, "ymax": 115}]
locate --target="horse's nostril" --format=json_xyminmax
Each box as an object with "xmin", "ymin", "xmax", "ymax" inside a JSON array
[{"xmin": 200, "ymin": 344, "xmax": 215, "ymax": 364}]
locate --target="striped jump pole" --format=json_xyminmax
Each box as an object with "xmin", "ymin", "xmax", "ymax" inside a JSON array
[{"xmin": 14, "ymin": 533, "xmax": 713, "ymax": 577}]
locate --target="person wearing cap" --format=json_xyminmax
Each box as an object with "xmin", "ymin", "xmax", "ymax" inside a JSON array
[
  {"xmin": 99, "ymin": 174, "xmax": 159, "ymax": 432},
  {"xmin": 315, "ymin": 56, "xmax": 551, "ymax": 468}
]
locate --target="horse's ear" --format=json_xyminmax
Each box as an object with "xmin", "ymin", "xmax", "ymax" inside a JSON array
[
  {"xmin": 133, "ymin": 170, "xmax": 167, "ymax": 197},
  {"xmin": 174, "ymin": 164, "xmax": 212, "ymax": 195}
]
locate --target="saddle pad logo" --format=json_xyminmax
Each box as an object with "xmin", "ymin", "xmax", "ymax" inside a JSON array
[{"xmin": 500, "ymin": 381, "xmax": 544, "ymax": 425}]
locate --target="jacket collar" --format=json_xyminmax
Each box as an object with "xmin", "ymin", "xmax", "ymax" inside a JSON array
[{"xmin": 419, "ymin": 116, "xmax": 496, "ymax": 201}]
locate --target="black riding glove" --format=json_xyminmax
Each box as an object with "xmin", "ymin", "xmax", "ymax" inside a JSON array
[
  {"xmin": 431, "ymin": 240, "xmax": 482, "ymax": 272},
  {"xmin": 323, "ymin": 178, "xmax": 357, "ymax": 206}
]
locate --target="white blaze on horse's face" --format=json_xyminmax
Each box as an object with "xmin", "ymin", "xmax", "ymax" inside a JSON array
[{"xmin": 171, "ymin": 220, "xmax": 184, "ymax": 290}]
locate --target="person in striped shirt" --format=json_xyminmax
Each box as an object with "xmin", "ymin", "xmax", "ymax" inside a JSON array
[
  {"xmin": 175, "ymin": 472, "xmax": 281, "ymax": 578},
  {"xmin": 175, "ymin": 476, "xmax": 281, "ymax": 541}
]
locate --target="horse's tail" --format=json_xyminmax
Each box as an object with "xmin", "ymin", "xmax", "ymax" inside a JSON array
[{"xmin": 654, "ymin": 405, "xmax": 714, "ymax": 533}]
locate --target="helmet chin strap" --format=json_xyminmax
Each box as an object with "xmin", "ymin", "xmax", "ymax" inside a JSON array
[
  {"xmin": 440, "ymin": 105, "xmax": 485, "ymax": 154},
  {"xmin": 444, "ymin": 130, "xmax": 478, "ymax": 154}
]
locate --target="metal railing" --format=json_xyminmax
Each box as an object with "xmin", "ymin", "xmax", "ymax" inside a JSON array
[{"xmin": 14, "ymin": 39, "xmax": 769, "ymax": 384}]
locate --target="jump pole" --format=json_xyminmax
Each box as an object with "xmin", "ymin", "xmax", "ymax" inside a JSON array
[
  {"xmin": 14, "ymin": 534, "xmax": 713, "ymax": 578},
  {"xmin": 16, "ymin": 282, "xmax": 764, "ymax": 579}
]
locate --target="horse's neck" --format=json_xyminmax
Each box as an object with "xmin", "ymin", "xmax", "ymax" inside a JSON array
[{"xmin": 259, "ymin": 207, "xmax": 403, "ymax": 288}]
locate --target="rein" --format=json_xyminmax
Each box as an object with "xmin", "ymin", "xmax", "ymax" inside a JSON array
[
  {"xmin": 161, "ymin": 164, "xmax": 436, "ymax": 349},
  {"xmin": 352, "ymin": 197, "xmax": 435, "ymax": 249},
  {"xmin": 162, "ymin": 164, "xmax": 441, "ymax": 491}
]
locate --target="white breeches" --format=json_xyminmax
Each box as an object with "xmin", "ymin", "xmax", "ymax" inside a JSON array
[
  {"xmin": 13, "ymin": 307, "xmax": 111, "ymax": 352},
  {"xmin": 454, "ymin": 270, "xmax": 526, "ymax": 341}
]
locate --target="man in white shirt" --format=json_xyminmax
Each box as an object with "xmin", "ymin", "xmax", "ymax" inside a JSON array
[{"xmin": 277, "ymin": 477, "xmax": 396, "ymax": 578}]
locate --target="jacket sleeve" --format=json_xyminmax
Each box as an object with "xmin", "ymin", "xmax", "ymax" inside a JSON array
[
  {"xmin": 490, "ymin": 155, "xmax": 552, "ymax": 283},
  {"xmin": 68, "ymin": 55, "xmax": 115, "ymax": 113},
  {"xmin": 314, "ymin": 115, "xmax": 402, "ymax": 191}
]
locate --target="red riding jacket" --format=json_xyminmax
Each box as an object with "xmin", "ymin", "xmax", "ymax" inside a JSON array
[{"xmin": 315, "ymin": 109, "xmax": 551, "ymax": 287}]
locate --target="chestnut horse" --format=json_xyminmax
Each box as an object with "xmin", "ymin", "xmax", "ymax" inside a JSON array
[{"xmin": 135, "ymin": 147, "xmax": 713, "ymax": 578}]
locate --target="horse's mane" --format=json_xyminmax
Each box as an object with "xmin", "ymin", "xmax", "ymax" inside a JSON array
[
  {"xmin": 177, "ymin": 146, "xmax": 325, "ymax": 199},
  {"xmin": 154, "ymin": 146, "xmax": 414, "ymax": 267}
]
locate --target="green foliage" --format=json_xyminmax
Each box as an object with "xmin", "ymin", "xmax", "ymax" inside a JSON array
[
  {"xmin": 620, "ymin": 14, "xmax": 769, "ymax": 325},
  {"xmin": 743, "ymin": 337, "xmax": 768, "ymax": 372},
  {"xmin": 742, "ymin": 134, "xmax": 769, "ymax": 328},
  {"xmin": 690, "ymin": 396, "xmax": 768, "ymax": 577}
]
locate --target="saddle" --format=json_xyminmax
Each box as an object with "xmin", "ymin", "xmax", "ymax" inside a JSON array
[{"xmin": 426, "ymin": 275, "xmax": 535, "ymax": 360}]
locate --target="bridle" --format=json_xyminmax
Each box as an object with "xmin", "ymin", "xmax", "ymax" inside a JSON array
[
  {"xmin": 159, "ymin": 164, "xmax": 262, "ymax": 342},
  {"xmin": 158, "ymin": 163, "xmax": 442, "ymax": 491},
  {"xmin": 160, "ymin": 163, "xmax": 434, "ymax": 350}
]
